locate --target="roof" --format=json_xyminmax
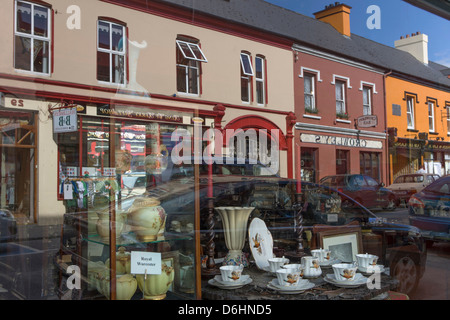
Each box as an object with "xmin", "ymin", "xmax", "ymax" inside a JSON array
[{"xmin": 161, "ymin": 0, "xmax": 450, "ymax": 90}]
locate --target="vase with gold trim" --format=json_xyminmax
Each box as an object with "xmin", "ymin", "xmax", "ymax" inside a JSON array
[
  {"xmin": 136, "ymin": 260, "xmax": 174, "ymax": 300},
  {"xmin": 128, "ymin": 197, "xmax": 166, "ymax": 242},
  {"xmin": 215, "ymin": 206, "xmax": 254, "ymax": 266}
]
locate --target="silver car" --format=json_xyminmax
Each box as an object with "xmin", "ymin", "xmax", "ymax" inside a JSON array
[{"xmin": 387, "ymin": 173, "xmax": 440, "ymax": 205}]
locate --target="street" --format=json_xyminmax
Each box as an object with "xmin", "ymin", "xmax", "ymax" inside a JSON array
[{"xmin": 376, "ymin": 207, "xmax": 450, "ymax": 300}]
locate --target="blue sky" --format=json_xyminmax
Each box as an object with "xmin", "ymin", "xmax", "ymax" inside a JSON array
[{"xmin": 264, "ymin": 0, "xmax": 450, "ymax": 67}]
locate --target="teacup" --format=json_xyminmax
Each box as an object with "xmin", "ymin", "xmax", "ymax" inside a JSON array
[
  {"xmin": 276, "ymin": 268, "xmax": 301, "ymax": 286},
  {"xmin": 268, "ymin": 257, "xmax": 289, "ymax": 272},
  {"xmin": 282, "ymin": 264, "xmax": 304, "ymax": 278},
  {"xmin": 332, "ymin": 263, "xmax": 358, "ymax": 281},
  {"xmin": 356, "ymin": 253, "xmax": 378, "ymax": 269},
  {"xmin": 311, "ymin": 248, "xmax": 331, "ymax": 262},
  {"xmin": 220, "ymin": 265, "xmax": 244, "ymax": 282}
]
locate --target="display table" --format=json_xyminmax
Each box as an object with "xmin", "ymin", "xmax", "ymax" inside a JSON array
[{"xmin": 201, "ymin": 263, "xmax": 399, "ymax": 300}]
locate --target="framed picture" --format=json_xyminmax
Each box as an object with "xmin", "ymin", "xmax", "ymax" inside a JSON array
[{"xmin": 318, "ymin": 228, "xmax": 362, "ymax": 263}]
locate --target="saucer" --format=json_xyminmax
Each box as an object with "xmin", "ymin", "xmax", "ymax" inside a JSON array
[
  {"xmin": 213, "ymin": 274, "xmax": 250, "ymax": 286},
  {"xmin": 248, "ymin": 218, "xmax": 274, "ymax": 271},
  {"xmin": 324, "ymin": 273, "xmax": 367, "ymax": 288},
  {"xmin": 208, "ymin": 276, "xmax": 252, "ymax": 290},
  {"xmin": 358, "ymin": 265, "xmax": 385, "ymax": 274},
  {"xmin": 319, "ymin": 258, "xmax": 341, "ymax": 268},
  {"xmin": 267, "ymin": 279, "xmax": 315, "ymax": 294}
]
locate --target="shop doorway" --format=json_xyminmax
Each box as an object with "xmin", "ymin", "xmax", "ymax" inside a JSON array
[{"xmin": 0, "ymin": 111, "xmax": 37, "ymax": 224}]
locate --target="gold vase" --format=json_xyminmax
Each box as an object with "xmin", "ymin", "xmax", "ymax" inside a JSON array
[{"xmin": 128, "ymin": 197, "xmax": 166, "ymax": 242}]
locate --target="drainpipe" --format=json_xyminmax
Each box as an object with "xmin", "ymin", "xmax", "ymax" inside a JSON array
[{"xmin": 383, "ymin": 70, "xmax": 393, "ymax": 185}]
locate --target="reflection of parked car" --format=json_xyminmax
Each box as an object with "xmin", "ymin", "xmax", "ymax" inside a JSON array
[
  {"xmin": 387, "ymin": 173, "xmax": 440, "ymax": 206},
  {"xmin": 319, "ymin": 174, "xmax": 397, "ymax": 211},
  {"xmin": 409, "ymin": 176, "xmax": 450, "ymax": 244},
  {"xmin": 0, "ymin": 209, "xmax": 17, "ymax": 243},
  {"xmin": 56, "ymin": 176, "xmax": 426, "ymax": 298}
]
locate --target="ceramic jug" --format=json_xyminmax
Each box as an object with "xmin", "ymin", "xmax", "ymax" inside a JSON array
[{"xmin": 301, "ymin": 256, "xmax": 322, "ymax": 278}]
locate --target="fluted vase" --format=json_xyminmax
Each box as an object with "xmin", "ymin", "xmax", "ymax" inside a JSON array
[{"xmin": 215, "ymin": 206, "xmax": 254, "ymax": 266}]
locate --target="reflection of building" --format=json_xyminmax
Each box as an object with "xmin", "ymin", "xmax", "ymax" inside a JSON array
[
  {"xmin": 386, "ymin": 33, "xmax": 450, "ymax": 181},
  {"xmin": 0, "ymin": 0, "xmax": 298, "ymax": 224},
  {"xmin": 292, "ymin": 4, "xmax": 388, "ymax": 184}
]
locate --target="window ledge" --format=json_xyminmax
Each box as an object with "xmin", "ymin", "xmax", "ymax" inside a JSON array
[
  {"xmin": 336, "ymin": 119, "xmax": 351, "ymax": 124},
  {"xmin": 303, "ymin": 114, "xmax": 321, "ymax": 120}
]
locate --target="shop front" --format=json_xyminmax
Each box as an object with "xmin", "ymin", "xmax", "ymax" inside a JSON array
[
  {"xmin": 295, "ymin": 122, "xmax": 387, "ymax": 184},
  {"xmin": 389, "ymin": 135, "xmax": 450, "ymax": 180}
]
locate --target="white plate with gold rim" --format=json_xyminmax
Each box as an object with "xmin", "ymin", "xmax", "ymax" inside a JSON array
[
  {"xmin": 208, "ymin": 277, "xmax": 252, "ymax": 290},
  {"xmin": 248, "ymin": 218, "xmax": 274, "ymax": 271},
  {"xmin": 213, "ymin": 274, "xmax": 251, "ymax": 286},
  {"xmin": 324, "ymin": 273, "xmax": 367, "ymax": 288}
]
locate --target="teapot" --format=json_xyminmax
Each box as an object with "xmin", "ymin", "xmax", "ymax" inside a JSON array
[{"xmin": 301, "ymin": 256, "xmax": 322, "ymax": 278}]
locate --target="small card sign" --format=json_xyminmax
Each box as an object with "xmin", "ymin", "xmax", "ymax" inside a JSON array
[{"xmin": 130, "ymin": 251, "xmax": 161, "ymax": 275}]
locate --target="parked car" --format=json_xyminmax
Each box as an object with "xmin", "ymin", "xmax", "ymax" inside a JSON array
[
  {"xmin": 409, "ymin": 175, "xmax": 450, "ymax": 245},
  {"xmin": 387, "ymin": 173, "xmax": 440, "ymax": 206},
  {"xmin": 319, "ymin": 174, "xmax": 397, "ymax": 211}
]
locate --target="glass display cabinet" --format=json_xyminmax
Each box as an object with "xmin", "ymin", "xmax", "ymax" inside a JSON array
[{"xmin": 54, "ymin": 113, "xmax": 200, "ymax": 300}]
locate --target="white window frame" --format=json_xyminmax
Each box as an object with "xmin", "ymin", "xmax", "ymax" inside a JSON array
[
  {"xmin": 255, "ymin": 56, "xmax": 265, "ymax": 105},
  {"xmin": 363, "ymin": 86, "xmax": 372, "ymax": 115},
  {"xmin": 447, "ymin": 105, "xmax": 450, "ymax": 135},
  {"xmin": 97, "ymin": 20, "xmax": 126, "ymax": 85},
  {"xmin": 428, "ymin": 101, "xmax": 435, "ymax": 132},
  {"xmin": 240, "ymin": 52, "xmax": 253, "ymax": 103},
  {"xmin": 14, "ymin": 0, "xmax": 51, "ymax": 75},
  {"xmin": 406, "ymin": 96, "xmax": 415, "ymax": 130},
  {"xmin": 176, "ymin": 40, "xmax": 208, "ymax": 62},
  {"xmin": 240, "ymin": 53, "xmax": 254, "ymax": 76},
  {"xmin": 304, "ymin": 73, "xmax": 316, "ymax": 112},
  {"xmin": 335, "ymin": 80, "xmax": 346, "ymax": 115}
]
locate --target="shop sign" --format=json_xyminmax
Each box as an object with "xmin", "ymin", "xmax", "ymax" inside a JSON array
[
  {"xmin": 97, "ymin": 106, "xmax": 182, "ymax": 123},
  {"xmin": 356, "ymin": 115, "xmax": 377, "ymax": 128},
  {"xmin": 300, "ymin": 133, "xmax": 382, "ymax": 149},
  {"xmin": 53, "ymin": 107, "xmax": 77, "ymax": 133}
]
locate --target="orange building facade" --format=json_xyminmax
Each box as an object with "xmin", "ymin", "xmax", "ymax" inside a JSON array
[{"xmin": 386, "ymin": 75, "xmax": 450, "ymax": 181}]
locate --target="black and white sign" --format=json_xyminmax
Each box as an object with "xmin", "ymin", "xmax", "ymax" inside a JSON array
[
  {"xmin": 300, "ymin": 133, "xmax": 382, "ymax": 149},
  {"xmin": 53, "ymin": 107, "xmax": 77, "ymax": 133},
  {"xmin": 130, "ymin": 251, "xmax": 162, "ymax": 275}
]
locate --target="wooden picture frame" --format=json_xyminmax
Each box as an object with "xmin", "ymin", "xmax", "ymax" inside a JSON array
[{"xmin": 317, "ymin": 227, "xmax": 362, "ymax": 263}]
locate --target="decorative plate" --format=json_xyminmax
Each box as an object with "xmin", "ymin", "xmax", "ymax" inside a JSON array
[{"xmin": 248, "ymin": 218, "xmax": 274, "ymax": 270}]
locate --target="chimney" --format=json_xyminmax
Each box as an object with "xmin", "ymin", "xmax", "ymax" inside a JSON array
[
  {"xmin": 314, "ymin": 2, "xmax": 352, "ymax": 37},
  {"xmin": 395, "ymin": 32, "xmax": 428, "ymax": 64}
]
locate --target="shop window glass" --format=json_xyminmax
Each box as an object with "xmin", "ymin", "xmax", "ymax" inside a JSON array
[{"xmin": 14, "ymin": 1, "xmax": 51, "ymax": 74}]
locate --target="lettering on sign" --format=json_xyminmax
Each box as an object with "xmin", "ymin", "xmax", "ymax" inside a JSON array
[
  {"xmin": 300, "ymin": 133, "xmax": 382, "ymax": 149},
  {"xmin": 357, "ymin": 115, "xmax": 377, "ymax": 128}
]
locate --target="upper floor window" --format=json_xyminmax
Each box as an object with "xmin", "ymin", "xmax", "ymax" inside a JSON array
[
  {"xmin": 304, "ymin": 73, "xmax": 316, "ymax": 113},
  {"xmin": 335, "ymin": 80, "xmax": 346, "ymax": 116},
  {"xmin": 428, "ymin": 100, "xmax": 435, "ymax": 132},
  {"xmin": 255, "ymin": 55, "xmax": 266, "ymax": 105},
  {"xmin": 362, "ymin": 86, "xmax": 372, "ymax": 115},
  {"xmin": 240, "ymin": 52, "xmax": 253, "ymax": 103},
  {"xmin": 176, "ymin": 37, "xmax": 207, "ymax": 95},
  {"xmin": 447, "ymin": 105, "xmax": 450, "ymax": 135},
  {"xmin": 97, "ymin": 19, "xmax": 126, "ymax": 85},
  {"xmin": 406, "ymin": 96, "xmax": 415, "ymax": 129},
  {"xmin": 14, "ymin": 1, "xmax": 51, "ymax": 74}
]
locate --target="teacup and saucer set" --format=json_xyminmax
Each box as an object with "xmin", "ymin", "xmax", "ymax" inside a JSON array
[
  {"xmin": 208, "ymin": 265, "xmax": 252, "ymax": 290},
  {"xmin": 266, "ymin": 264, "xmax": 315, "ymax": 294},
  {"xmin": 324, "ymin": 263, "xmax": 368, "ymax": 288},
  {"xmin": 355, "ymin": 253, "xmax": 385, "ymax": 274},
  {"xmin": 311, "ymin": 248, "xmax": 341, "ymax": 268}
]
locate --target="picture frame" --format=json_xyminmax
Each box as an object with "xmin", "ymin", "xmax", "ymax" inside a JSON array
[{"xmin": 317, "ymin": 227, "xmax": 362, "ymax": 263}]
